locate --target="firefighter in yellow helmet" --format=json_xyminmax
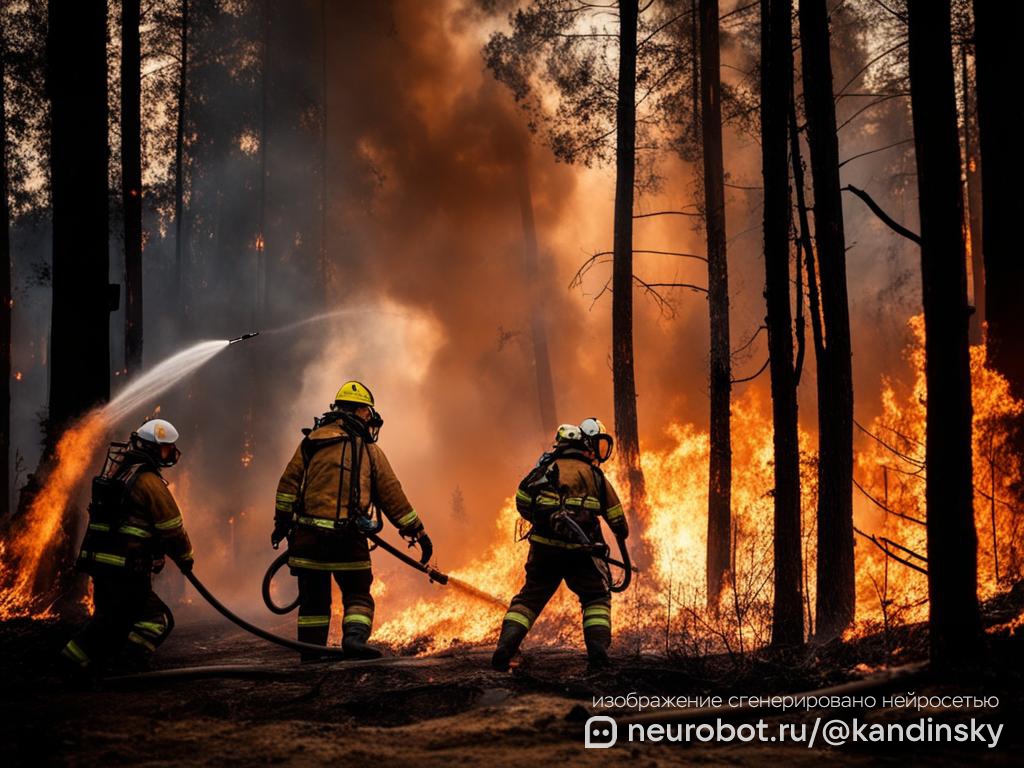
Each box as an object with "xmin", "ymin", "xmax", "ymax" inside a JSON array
[
  {"xmin": 59, "ymin": 419, "xmax": 194, "ymax": 679},
  {"xmin": 492, "ymin": 418, "xmax": 628, "ymax": 672},
  {"xmin": 272, "ymin": 381, "xmax": 432, "ymax": 660}
]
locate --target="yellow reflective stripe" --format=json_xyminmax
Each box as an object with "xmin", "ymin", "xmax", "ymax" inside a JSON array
[
  {"xmin": 503, "ymin": 611, "xmax": 532, "ymax": 629},
  {"xmin": 62, "ymin": 640, "xmax": 90, "ymax": 666},
  {"xmin": 276, "ymin": 492, "xmax": 298, "ymax": 502},
  {"xmin": 88, "ymin": 522, "xmax": 110, "ymax": 532},
  {"xmin": 154, "ymin": 515, "xmax": 183, "ymax": 531},
  {"xmin": 605, "ymin": 504, "xmax": 624, "ymax": 521},
  {"xmin": 94, "ymin": 552, "xmax": 127, "ymax": 567},
  {"xmin": 117, "ymin": 525, "xmax": 152, "ymax": 539},
  {"xmin": 583, "ymin": 605, "xmax": 611, "ymax": 617},
  {"xmin": 134, "ymin": 620, "xmax": 167, "ymax": 634},
  {"xmin": 297, "ymin": 615, "xmax": 331, "ymax": 627},
  {"xmin": 395, "ymin": 509, "xmax": 419, "ymax": 528},
  {"xmin": 582, "ymin": 497, "xmax": 602, "ymax": 510},
  {"xmin": 583, "ymin": 617, "xmax": 611, "ymax": 629},
  {"xmin": 128, "ymin": 632, "xmax": 157, "ymax": 652},
  {"xmin": 529, "ymin": 534, "xmax": 584, "ymax": 549},
  {"xmin": 515, "ymin": 490, "xmax": 531, "ymax": 503},
  {"xmin": 342, "ymin": 613, "xmax": 372, "ymax": 627},
  {"xmin": 276, "ymin": 501, "xmax": 294, "ymax": 513},
  {"xmin": 288, "ymin": 556, "xmax": 372, "ymax": 571},
  {"xmin": 296, "ymin": 515, "xmax": 341, "ymax": 530},
  {"xmin": 565, "ymin": 496, "xmax": 602, "ymax": 510}
]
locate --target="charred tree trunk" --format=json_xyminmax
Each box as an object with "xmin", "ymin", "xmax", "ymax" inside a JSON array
[
  {"xmin": 907, "ymin": 0, "xmax": 982, "ymax": 669},
  {"xmin": 761, "ymin": 0, "xmax": 803, "ymax": 647},
  {"xmin": 613, "ymin": 0, "xmax": 647, "ymax": 516},
  {"xmin": 798, "ymin": 0, "xmax": 855, "ymax": 641},
  {"xmin": 516, "ymin": 162, "xmax": 557, "ymax": 436},
  {"xmin": 319, "ymin": 0, "xmax": 328, "ymax": 306},
  {"xmin": 960, "ymin": 46, "xmax": 983, "ymax": 344},
  {"xmin": 0, "ymin": 27, "xmax": 10, "ymax": 516},
  {"xmin": 699, "ymin": 0, "xmax": 732, "ymax": 610},
  {"xmin": 174, "ymin": 0, "xmax": 189, "ymax": 314},
  {"xmin": 974, "ymin": 0, "xmax": 1024, "ymax": 399},
  {"xmin": 47, "ymin": 0, "xmax": 110, "ymax": 436},
  {"xmin": 121, "ymin": 0, "xmax": 143, "ymax": 375}
]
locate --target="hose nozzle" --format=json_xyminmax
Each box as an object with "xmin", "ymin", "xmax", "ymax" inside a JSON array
[{"xmin": 228, "ymin": 331, "xmax": 261, "ymax": 345}]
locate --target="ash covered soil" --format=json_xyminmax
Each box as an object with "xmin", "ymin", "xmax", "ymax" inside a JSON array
[{"xmin": 1, "ymin": 588, "xmax": 1023, "ymax": 767}]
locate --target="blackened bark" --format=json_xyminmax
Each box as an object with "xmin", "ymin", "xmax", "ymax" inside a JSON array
[
  {"xmin": 761, "ymin": 0, "xmax": 803, "ymax": 647},
  {"xmin": 0, "ymin": 27, "xmax": 9, "ymax": 516},
  {"xmin": 516, "ymin": 162, "xmax": 557, "ymax": 436},
  {"xmin": 122, "ymin": 0, "xmax": 143, "ymax": 375},
  {"xmin": 974, "ymin": 0, "xmax": 1024, "ymax": 398},
  {"xmin": 47, "ymin": 0, "xmax": 109, "ymax": 435},
  {"xmin": 798, "ymin": 0, "xmax": 855, "ymax": 641},
  {"xmin": 319, "ymin": 0, "xmax": 328, "ymax": 306},
  {"xmin": 960, "ymin": 46, "xmax": 983, "ymax": 344},
  {"xmin": 174, "ymin": 0, "xmax": 189, "ymax": 312},
  {"xmin": 613, "ymin": 0, "xmax": 647, "ymax": 514},
  {"xmin": 907, "ymin": 0, "xmax": 982, "ymax": 669},
  {"xmin": 699, "ymin": 0, "xmax": 732, "ymax": 610}
]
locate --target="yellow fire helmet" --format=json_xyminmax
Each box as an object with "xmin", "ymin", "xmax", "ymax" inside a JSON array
[{"xmin": 334, "ymin": 380, "xmax": 375, "ymax": 408}]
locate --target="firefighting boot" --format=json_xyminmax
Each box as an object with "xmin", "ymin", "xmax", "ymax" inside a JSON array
[
  {"xmin": 342, "ymin": 623, "xmax": 383, "ymax": 660},
  {"xmin": 583, "ymin": 605, "xmax": 612, "ymax": 671},
  {"xmin": 491, "ymin": 620, "xmax": 528, "ymax": 672}
]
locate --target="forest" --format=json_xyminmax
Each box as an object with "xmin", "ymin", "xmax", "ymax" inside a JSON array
[{"xmin": 0, "ymin": 0, "xmax": 1020, "ymax": 764}]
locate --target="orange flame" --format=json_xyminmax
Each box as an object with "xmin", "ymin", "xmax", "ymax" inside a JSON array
[{"xmin": 0, "ymin": 411, "xmax": 107, "ymax": 618}]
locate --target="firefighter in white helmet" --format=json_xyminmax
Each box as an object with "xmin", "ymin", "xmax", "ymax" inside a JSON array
[
  {"xmin": 59, "ymin": 418, "xmax": 194, "ymax": 679},
  {"xmin": 493, "ymin": 418, "xmax": 629, "ymax": 671}
]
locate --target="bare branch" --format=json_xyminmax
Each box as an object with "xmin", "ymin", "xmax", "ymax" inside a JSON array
[
  {"xmin": 838, "ymin": 137, "xmax": 913, "ymax": 168},
  {"xmin": 633, "ymin": 209, "xmax": 700, "ymax": 219},
  {"xmin": 843, "ymin": 185, "xmax": 921, "ymax": 245},
  {"xmin": 731, "ymin": 357, "xmax": 769, "ymax": 384}
]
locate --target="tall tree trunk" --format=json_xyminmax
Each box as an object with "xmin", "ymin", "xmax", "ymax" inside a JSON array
[
  {"xmin": 699, "ymin": 0, "xmax": 732, "ymax": 611},
  {"xmin": 516, "ymin": 162, "xmax": 557, "ymax": 437},
  {"xmin": 798, "ymin": 0, "xmax": 855, "ymax": 641},
  {"xmin": 47, "ymin": 0, "xmax": 110, "ymax": 436},
  {"xmin": 121, "ymin": 0, "xmax": 143, "ymax": 376},
  {"xmin": 319, "ymin": 0, "xmax": 328, "ymax": 306},
  {"xmin": 613, "ymin": 0, "xmax": 647, "ymax": 516},
  {"xmin": 761, "ymin": 0, "xmax": 803, "ymax": 647},
  {"xmin": 174, "ymin": 0, "xmax": 189, "ymax": 314},
  {"xmin": 907, "ymin": 0, "xmax": 982, "ymax": 669},
  {"xmin": 973, "ymin": 1, "xmax": 1024, "ymax": 398},
  {"xmin": 0, "ymin": 25, "xmax": 10, "ymax": 516},
  {"xmin": 256, "ymin": 0, "xmax": 269, "ymax": 328},
  {"xmin": 960, "ymin": 46, "xmax": 983, "ymax": 345}
]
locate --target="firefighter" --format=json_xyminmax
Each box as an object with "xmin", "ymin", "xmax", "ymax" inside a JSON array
[
  {"xmin": 492, "ymin": 418, "xmax": 628, "ymax": 672},
  {"xmin": 272, "ymin": 380, "xmax": 432, "ymax": 660},
  {"xmin": 59, "ymin": 419, "xmax": 194, "ymax": 678}
]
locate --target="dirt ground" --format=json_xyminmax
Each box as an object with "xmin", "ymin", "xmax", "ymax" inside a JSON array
[{"xmin": 1, "ymin": 597, "xmax": 1022, "ymax": 767}]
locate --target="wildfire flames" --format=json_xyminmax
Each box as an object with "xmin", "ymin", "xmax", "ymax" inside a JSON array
[
  {"xmin": 1, "ymin": 317, "xmax": 1020, "ymax": 655},
  {"xmin": 0, "ymin": 411, "xmax": 107, "ymax": 618}
]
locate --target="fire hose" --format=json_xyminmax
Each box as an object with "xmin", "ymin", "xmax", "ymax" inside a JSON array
[{"xmin": 549, "ymin": 511, "xmax": 635, "ymax": 593}]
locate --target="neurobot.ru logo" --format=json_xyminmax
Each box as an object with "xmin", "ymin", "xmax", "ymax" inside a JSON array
[{"xmin": 585, "ymin": 716, "xmax": 618, "ymax": 748}]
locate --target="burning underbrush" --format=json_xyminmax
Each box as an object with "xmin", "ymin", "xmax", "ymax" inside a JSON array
[
  {"xmin": 1, "ymin": 318, "xmax": 1021, "ymax": 662},
  {"xmin": 377, "ymin": 317, "xmax": 1024, "ymax": 656}
]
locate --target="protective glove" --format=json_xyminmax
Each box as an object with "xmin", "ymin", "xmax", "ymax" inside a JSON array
[
  {"xmin": 416, "ymin": 533, "xmax": 433, "ymax": 565},
  {"xmin": 178, "ymin": 557, "xmax": 194, "ymax": 574},
  {"xmin": 613, "ymin": 520, "xmax": 630, "ymax": 540},
  {"xmin": 271, "ymin": 522, "xmax": 291, "ymax": 550}
]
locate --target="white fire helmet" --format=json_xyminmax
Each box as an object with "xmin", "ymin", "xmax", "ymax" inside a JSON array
[
  {"xmin": 554, "ymin": 423, "xmax": 583, "ymax": 444},
  {"xmin": 134, "ymin": 419, "xmax": 181, "ymax": 466},
  {"xmin": 580, "ymin": 417, "xmax": 614, "ymax": 463}
]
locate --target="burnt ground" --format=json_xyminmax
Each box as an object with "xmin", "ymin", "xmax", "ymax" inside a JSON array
[{"xmin": 1, "ymin": 588, "xmax": 1023, "ymax": 767}]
